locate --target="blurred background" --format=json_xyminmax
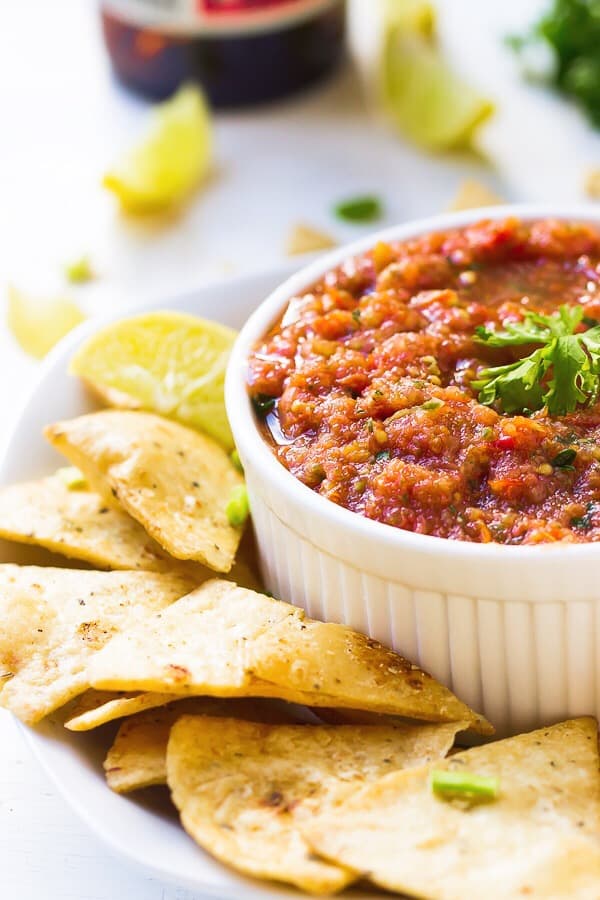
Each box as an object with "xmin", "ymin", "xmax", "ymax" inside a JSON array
[
  {"xmin": 3, "ymin": 2, "xmax": 600, "ymax": 896},
  {"xmin": 3, "ymin": 1, "xmax": 600, "ymax": 387}
]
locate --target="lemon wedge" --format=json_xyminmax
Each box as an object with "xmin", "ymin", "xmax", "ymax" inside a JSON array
[
  {"xmin": 384, "ymin": 31, "xmax": 494, "ymax": 150},
  {"xmin": 7, "ymin": 286, "xmax": 86, "ymax": 359},
  {"xmin": 103, "ymin": 85, "xmax": 212, "ymax": 214},
  {"xmin": 69, "ymin": 311, "xmax": 237, "ymax": 449}
]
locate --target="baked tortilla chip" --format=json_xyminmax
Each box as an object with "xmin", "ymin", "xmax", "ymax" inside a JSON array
[
  {"xmin": 89, "ymin": 579, "xmax": 489, "ymax": 733},
  {"xmin": 0, "ymin": 475, "xmax": 263, "ymax": 589},
  {"xmin": 63, "ymin": 689, "xmax": 184, "ymax": 731},
  {"xmin": 0, "ymin": 564, "xmax": 194, "ymax": 724},
  {"xmin": 249, "ymin": 615, "xmax": 492, "ymax": 735},
  {"xmin": 167, "ymin": 715, "xmax": 464, "ymax": 894},
  {"xmin": 304, "ymin": 717, "xmax": 600, "ymax": 900},
  {"xmin": 44, "ymin": 410, "xmax": 243, "ymax": 572},
  {"xmin": 105, "ymin": 697, "xmax": 299, "ymax": 793},
  {"xmin": 0, "ymin": 476, "xmax": 198, "ymax": 573}
]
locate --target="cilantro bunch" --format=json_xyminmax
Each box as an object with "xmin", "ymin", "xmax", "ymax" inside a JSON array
[
  {"xmin": 472, "ymin": 305, "xmax": 600, "ymax": 415},
  {"xmin": 509, "ymin": 0, "xmax": 600, "ymax": 127}
]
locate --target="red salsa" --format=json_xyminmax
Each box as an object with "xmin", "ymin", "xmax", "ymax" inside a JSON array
[{"xmin": 247, "ymin": 218, "xmax": 600, "ymax": 544}]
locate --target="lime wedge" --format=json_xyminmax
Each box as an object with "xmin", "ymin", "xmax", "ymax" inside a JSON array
[
  {"xmin": 103, "ymin": 85, "xmax": 212, "ymax": 214},
  {"xmin": 7, "ymin": 286, "xmax": 86, "ymax": 359},
  {"xmin": 383, "ymin": 0, "xmax": 435, "ymax": 39},
  {"xmin": 69, "ymin": 311, "xmax": 237, "ymax": 449},
  {"xmin": 384, "ymin": 31, "xmax": 494, "ymax": 150}
]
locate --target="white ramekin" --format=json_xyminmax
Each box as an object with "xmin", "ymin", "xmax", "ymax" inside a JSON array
[{"xmin": 226, "ymin": 204, "xmax": 600, "ymax": 736}]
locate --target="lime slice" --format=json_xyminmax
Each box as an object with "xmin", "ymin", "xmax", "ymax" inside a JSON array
[
  {"xmin": 69, "ymin": 311, "xmax": 237, "ymax": 449},
  {"xmin": 103, "ymin": 85, "xmax": 212, "ymax": 214},
  {"xmin": 384, "ymin": 31, "xmax": 494, "ymax": 150},
  {"xmin": 7, "ymin": 286, "xmax": 86, "ymax": 359}
]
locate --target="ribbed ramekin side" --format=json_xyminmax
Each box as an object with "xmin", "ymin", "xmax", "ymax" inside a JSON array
[{"xmin": 246, "ymin": 481, "xmax": 600, "ymax": 737}]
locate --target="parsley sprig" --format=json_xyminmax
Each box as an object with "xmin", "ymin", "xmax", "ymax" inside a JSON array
[{"xmin": 472, "ymin": 305, "xmax": 600, "ymax": 416}]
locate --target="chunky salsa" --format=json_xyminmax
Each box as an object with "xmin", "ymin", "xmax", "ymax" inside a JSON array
[{"xmin": 247, "ymin": 218, "xmax": 600, "ymax": 544}]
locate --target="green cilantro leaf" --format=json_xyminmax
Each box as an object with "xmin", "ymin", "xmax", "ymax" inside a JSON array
[
  {"xmin": 474, "ymin": 305, "xmax": 583, "ymax": 347},
  {"xmin": 472, "ymin": 349, "xmax": 547, "ymax": 414},
  {"xmin": 544, "ymin": 334, "xmax": 589, "ymax": 415},
  {"xmin": 473, "ymin": 306, "xmax": 600, "ymax": 416}
]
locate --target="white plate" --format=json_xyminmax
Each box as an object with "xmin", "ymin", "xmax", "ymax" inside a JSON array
[{"xmin": 0, "ymin": 263, "xmax": 378, "ymax": 899}]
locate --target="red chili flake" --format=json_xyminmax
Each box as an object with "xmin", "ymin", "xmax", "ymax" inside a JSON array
[{"xmin": 494, "ymin": 435, "xmax": 516, "ymax": 450}]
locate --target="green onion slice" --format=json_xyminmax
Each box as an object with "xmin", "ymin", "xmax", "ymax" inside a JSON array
[
  {"xmin": 226, "ymin": 484, "xmax": 250, "ymax": 527},
  {"xmin": 431, "ymin": 768, "xmax": 500, "ymax": 803}
]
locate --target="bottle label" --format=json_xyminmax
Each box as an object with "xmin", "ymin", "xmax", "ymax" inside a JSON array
[{"xmin": 103, "ymin": 0, "xmax": 339, "ymax": 35}]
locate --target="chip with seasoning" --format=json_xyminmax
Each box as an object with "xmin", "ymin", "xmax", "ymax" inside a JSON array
[
  {"xmin": 0, "ymin": 565, "xmax": 194, "ymax": 724},
  {"xmin": 44, "ymin": 410, "xmax": 244, "ymax": 573},
  {"xmin": 0, "ymin": 476, "xmax": 201, "ymax": 574},
  {"xmin": 303, "ymin": 717, "xmax": 600, "ymax": 899},
  {"xmin": 88, "ymin": 578, "xmax": 490, "ymax": 732},
  {"xmin": 0, "ymin": 475, "xmax": 262, "ymax": 593},
  {"xmin": 104, "ymin": 697, "xmax": 299, "ymax": 793},
  {"xmin": 166, "ymin": 715, "xmax": 464, "ymax": 894}
]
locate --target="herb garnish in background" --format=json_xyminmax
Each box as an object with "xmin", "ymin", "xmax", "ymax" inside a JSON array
[
  {"xmin": 472, "ymin": 305, "xmax": 600, "ymax": 415},
  {"xmin": 334, "ymin": 195, "xmax": 383, "ymax": 223},
  {"xmin": 508, "ymin": 0, "xmax": 600, "ymax": 127}
]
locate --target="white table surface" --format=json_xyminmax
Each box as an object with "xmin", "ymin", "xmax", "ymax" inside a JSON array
[{"xmin": 2, "ymin": 1, "xmax": 600, "ymax": 897}]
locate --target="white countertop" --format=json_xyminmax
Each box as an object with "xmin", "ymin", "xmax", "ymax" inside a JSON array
[{"xmin": 2, "ymin": 1, "xmax": 600, "ymax": 897}]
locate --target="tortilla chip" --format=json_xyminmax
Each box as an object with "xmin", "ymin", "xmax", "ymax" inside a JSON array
[
  {"xmin": 63, "ymin": 689, "xmax": 184, "ymax": 731},
  {"xmin": 0, "ymin": 475, "xmax": 263, "ymax": 590},
  {"xmin": 0, "ymin": 476, "xmax": 198, "ymax": 573},
  {"xmin": 44, "ymin": 410, "xmax": 243, "ymax": 572},
  {"xmin": 448, "ymin": 178, "xmax": 503, "ymax": 211},
  {"xmin": 304, "ymin": 717, "xmax": 600, "ymax": 900},
  {"xmin": 0, "ymin": 564, "xmax": 194, "ymax": 724},
  {"xmin": 584, "ymin": 168, "xmax": 600, "ymax": 200},
  {"xmin": 286, "ymin": 223, "xmax": 337, "ymax": 256},
  {"xmin": 167, "ymin": 715, "xmax": 464, "ymax": 895},
  {"xmin": 89, "ymin": 579, "xmax": 489, "ymax": 733},
  {"xmin": 104, "ymin": 697, "xmax": 300, "ymax": 793},
  {"xmin": 248, "ymin": 614, "xmax": 492, "ymax": 735}
]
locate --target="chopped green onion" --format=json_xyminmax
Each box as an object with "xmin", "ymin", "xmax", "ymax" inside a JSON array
[
  {"xmin": 252, "ymin": 394, "xmax": 276, "ymax": 418},
  {"xmin": 421, "ymin": 398, "xmax": 444, "ymax": 411},
  {"xmin": 334, "ymin": 195, "xmax": 382, "ymax": 224},
  {"xmin": 552, "ymin": 448, "xmax": 577, "ymax": 468},
  {"xmin": 226, "ymin": 484, "xmax": 250, "ymax": 527},
  {"xmin": 230, "ymin": 448, "xmax": 243, "ymax": 473},
  {"xmin": 431, "ymin": 769, "xmax": 500, "ymax": 803},
  {"xmin": 64, "ymin": 255, "xmax": 94, "ymax": 284},
  {"xmin": 55, "ymin": 466, "xmax": 88, "ymax": 490}
]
